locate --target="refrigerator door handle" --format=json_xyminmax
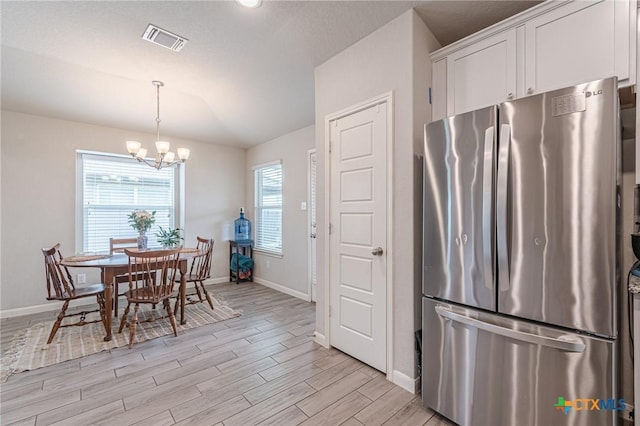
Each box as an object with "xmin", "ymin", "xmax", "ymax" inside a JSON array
[
  {"xmin": 497, "ymin": 124, "xmax": 511, "ymax": 291},
  {"xmin": 482, "ymin": 127, "xmax": 495, "ymax": 290},
  {"xmin": 435, "ymin": 305, "xmax": 586, "ymax": 353}
]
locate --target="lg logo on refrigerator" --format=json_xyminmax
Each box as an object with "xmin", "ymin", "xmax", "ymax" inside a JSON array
[{"xmin": 585, "ymin": 89, "xmax": 603, "ymax": 98}]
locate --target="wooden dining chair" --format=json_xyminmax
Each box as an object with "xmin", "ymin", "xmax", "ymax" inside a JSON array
[
  {"xmin": 109, "ymin": 237, "xmax": 139, "ymax": 316},
  {"xmin": 109, "ymin": 237, "xmax": 138, "ymax": 255},
  {"xmin": 42, "ymin": 244, "xmax": 108, "ymax": 344},
  {"xmin": 118, "ymin": 248, "xmax": 181, "ymax": 348},
  {"xmin": 174, "ymin": 237, "xmax": 215, "ymax": 313}
]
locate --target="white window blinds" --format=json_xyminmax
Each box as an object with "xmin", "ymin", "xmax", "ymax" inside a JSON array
[
  {"xmin": 78, "ymin": 152, "xmax": 178, "ymax": 254},
  {"xmin": 254, "ymin": 162, "xmax": 282, "ymax": 254}
]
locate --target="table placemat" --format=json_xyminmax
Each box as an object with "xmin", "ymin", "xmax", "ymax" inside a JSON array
[{"xmin": 63, "ymin": 254, "xmax": 110, "ymax": 262}]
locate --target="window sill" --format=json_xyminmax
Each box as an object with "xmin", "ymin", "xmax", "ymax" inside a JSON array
[{"xmin": 254, "ymin": 249, "xmax": 283, "ymax": 259}]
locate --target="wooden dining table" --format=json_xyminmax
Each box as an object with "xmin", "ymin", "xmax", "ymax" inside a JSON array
[{"xmin": 61, "ymin": 247, "xmax": 201, "ymax": 341}]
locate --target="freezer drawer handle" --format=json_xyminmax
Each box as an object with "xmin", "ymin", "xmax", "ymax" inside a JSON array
[{"xmin": 435, "ymin": 305, "xmax": 586, "ymax": 353}]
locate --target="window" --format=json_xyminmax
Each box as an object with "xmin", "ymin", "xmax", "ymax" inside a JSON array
[
  {"xmin": 77, "ymin": 152, "xmax": 181, "ymax": 254},
  {"xmin": 254, "ymin": 161, "xmax": 282, "ymax": 254}
]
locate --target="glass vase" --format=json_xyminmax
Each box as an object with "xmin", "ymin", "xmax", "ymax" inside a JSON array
[{"xmin": 137, "ymin": 231, "xmax": 148, "ymax": 250}]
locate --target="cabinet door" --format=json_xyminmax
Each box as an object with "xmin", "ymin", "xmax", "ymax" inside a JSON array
[
  {"xmin": 447, "ymin": 29, "xmax": 516, "ymax": 116},
  {"xmin": 524, "ymin": 0, "xmax": 634, "ymax": 96}
]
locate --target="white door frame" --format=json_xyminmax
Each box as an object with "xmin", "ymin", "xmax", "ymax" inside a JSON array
[
  {"xmin": 307, "ymin": 148, "xmax": 317, "ymax": 302},
  {"xmin": 322, "ymin": 91, "xmax": 394, "ymax": 379}
]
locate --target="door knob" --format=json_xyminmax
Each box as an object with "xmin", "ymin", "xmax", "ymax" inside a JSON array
[
  {"xmin": 371, "ymin": 247, "xmax": 384, "ymax": 256},
  {"xmin": 527, "ymin": 87, "xmax": 534, "ymax": 95}
]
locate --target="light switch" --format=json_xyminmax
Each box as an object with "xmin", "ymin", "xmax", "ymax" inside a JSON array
[{"xmin": 301, "ymin": 201, "xmax": 307, "ymax": 211}]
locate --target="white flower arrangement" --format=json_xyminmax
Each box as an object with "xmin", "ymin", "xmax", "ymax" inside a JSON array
[{"xmin": 128, "ymin": 210, "xmax": 156, "ymax": 233}]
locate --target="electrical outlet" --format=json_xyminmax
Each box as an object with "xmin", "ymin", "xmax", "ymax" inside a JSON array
[
  {"xmin": 76, "ymin": 273, "xmax": 86, "ymax": 284},
  {"xmin": 266, "ymin": 260, "xmax": 271, "ymax": 269}
]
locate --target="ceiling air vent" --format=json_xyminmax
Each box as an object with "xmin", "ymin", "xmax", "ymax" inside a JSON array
[{"xmin": 142, "ymin": 24, "xmax": 188, "ymax": 52}]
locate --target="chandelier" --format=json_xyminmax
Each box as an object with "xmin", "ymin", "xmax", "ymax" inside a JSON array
[{"xmin": 126, "ymin": 80, "xmax": 190, "ymax": 170}]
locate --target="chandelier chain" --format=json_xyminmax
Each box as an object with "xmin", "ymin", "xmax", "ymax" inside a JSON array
[{"xmin": 155, "ymin": 81, "xmax": 162, "ymax": 142}]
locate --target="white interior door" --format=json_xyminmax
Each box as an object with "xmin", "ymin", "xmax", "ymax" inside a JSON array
[
  {"xmin": 329, "ymin": 101, "xmax": 387, "ymax": 372},
  {"xmin": 308, "ymin": 150, "xmax": 317, "ymax": 302}
]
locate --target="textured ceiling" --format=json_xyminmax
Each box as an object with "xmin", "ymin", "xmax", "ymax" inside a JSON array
[{"xmin": 1, "ymin": 1, "xmax": 540, "ymax": 148}]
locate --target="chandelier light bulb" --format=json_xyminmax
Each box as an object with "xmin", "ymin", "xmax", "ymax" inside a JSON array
[
  {"xmin": 177, "ymin": 147, "xmax": 190, "ymax": 161},
  {"xmin": 155, "ymin": 141, "xmax": 170, "ymax": 154},
  {"xmin": 126, "ymin": 140, "xmax": 141, "ymax": 154},
  {"xmin": 135, "ymin": 148, "xmax": 148, "ymax": 159},
  {"xmin": 163, "ymin": 151, "xmax": 176, "ymax": 163}
]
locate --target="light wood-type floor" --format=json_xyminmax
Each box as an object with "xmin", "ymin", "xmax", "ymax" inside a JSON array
[{"xmin": 0, "ymin": 282, "xmax": 455, "ymax": 426}]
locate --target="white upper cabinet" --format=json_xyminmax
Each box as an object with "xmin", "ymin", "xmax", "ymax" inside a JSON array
[
  {"xmin": 430, "ymin": 0, "xmax": 637, "ymax": 120},
  {"xmin": 445, "ymin": 30, "xmax": 516, "ymax": 117},
  {"xmin": 524, "ymin": 0, "xmax": 635, "ymax": 96}
]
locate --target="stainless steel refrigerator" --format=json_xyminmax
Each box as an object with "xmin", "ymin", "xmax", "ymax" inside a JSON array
[{"xmin": 422, "ymin": 77, "xmax": 620, "ymax": 426}]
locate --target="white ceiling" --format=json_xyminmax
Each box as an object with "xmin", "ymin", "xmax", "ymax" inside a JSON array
[{"xmin": 1, "ymin": 1, "xmax": 539, "ymax": 148}]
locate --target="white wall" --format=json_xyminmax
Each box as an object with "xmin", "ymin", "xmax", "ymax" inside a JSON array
[
  {"xmin": 314, "ymin": 9, "xmax": 440, "ymax": 387},
  {"xmin": 411, "ymin": 10, "xmax": 438, "ymax": 375},
  {"xmin": 245, "ymin": 125, "xmax": 315, "ymax": 299},
  {"xmin": 0, "ymin": 111, "xmax": 3, "ymax": 313},
  {"xmin": 1, "ymin": 110, "xmax": 246, "ymax": 314}
]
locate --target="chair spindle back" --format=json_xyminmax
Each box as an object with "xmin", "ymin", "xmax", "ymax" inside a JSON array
[
  {"xmin": 124, "ymin": 248, "xmax": 180, "ymax": 302},
  {"xmin": 189, "ymin": 237, "xmax": 214, "ymax": 280},
  {"xmin": 109, "ymin": 237, "xmax": 138, "ymax": 255},
  {"xmin": 42, "ymin": 244, "xmax": 75, "ymax": 300}
]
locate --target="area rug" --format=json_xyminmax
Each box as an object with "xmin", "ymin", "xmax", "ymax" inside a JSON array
[{"xmin": 0, "ymin": 298, "xmax": 241, "ymax": 382}]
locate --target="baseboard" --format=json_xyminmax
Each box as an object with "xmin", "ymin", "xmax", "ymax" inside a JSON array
[
  {"xmin": 392, "ymin": 369, "xmax": 419, "ymax": 395},
  {"xmin": 0, "ymin": 297, "xmax": 135, "ymax": 319},
  {"xmin": 205, "ymin": 276, "xmax": 233, "ymax": 285},
  {"xmin": 313, "ymin": 331, "xmax": 328, "ymax": 348},
  {"xmin": 1, "ymin": 277, "xmax": 230, "ymax": 319},
  {"xmin": 254, "ymin": 277, "xmax": 309, "ymax": 301},
  {"xmin": 0, "ymin": 301, "xmax": 90, "ymax": 319}
]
